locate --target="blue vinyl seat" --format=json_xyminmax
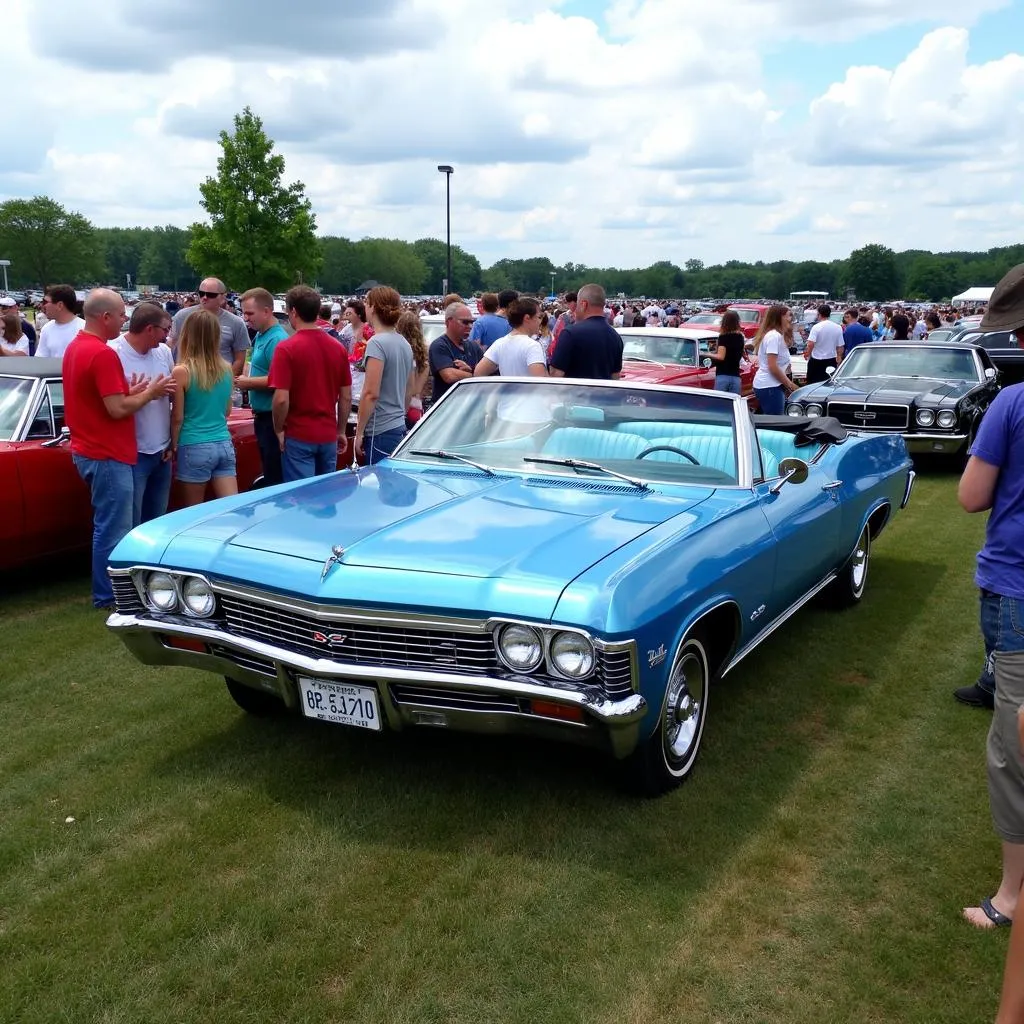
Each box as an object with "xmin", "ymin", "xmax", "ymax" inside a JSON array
[{"xmin": 541, "ymin": 428, "xmax": 647, "ymax": 461}]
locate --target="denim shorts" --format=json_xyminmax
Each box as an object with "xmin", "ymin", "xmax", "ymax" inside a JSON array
[{"xmin": 176, "ymin": 440, "xmax": 236, "ymax": 483}]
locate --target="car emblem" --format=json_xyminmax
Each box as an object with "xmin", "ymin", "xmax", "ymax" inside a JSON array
[
  {"xmin": 312, "ymin": 631, "xmax": 348, "ymax": 647},
  {"xmin": 320, "ymin": 544, "xmax": 345, "ymax": 582},
  {"xmin": 853, "ymin": 411, "xmax": 876, "ymax": 420}
]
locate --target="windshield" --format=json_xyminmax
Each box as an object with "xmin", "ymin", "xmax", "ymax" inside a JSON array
[
  {"xmin": 397, "ymin": 380, "xmax": 740, "ymax": 485},
  {"xmin": 837, "ymin": 346, "xmax": 979, "ymax": 381},
  {"xmin": 619, "ymin": 333, "xmax": 698, "ymax": 366},
  {"xmin": 686, "ymin": 314, "xmax": 720, "ymax": 326},
  {"xmin": 733, "ymin": 309, "xmax": 760, "ymax": 323},
  {"xmin": 0, "ymin": 377, "xmax": 34, "ymax": 440},
  {"xmin": 421, "ymin": 319, "xmax": 449, "ymax": 345}
]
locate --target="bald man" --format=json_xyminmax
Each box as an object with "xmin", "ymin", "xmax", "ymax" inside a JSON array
[
  {"xmin": 168, "ymin": 276, "xmax": 249, "ymax": 373},
  {"xmin": 64, "ymin": 289, "xmax": 176, "ymax": 609}
]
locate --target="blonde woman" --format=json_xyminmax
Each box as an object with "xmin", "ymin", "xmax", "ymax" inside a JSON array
[
  {"xmin": 751, "ymin": 304, "xmax": 797, "ymax": 415},
  {"xmin": 171, "ymin": 308, "xmax": 237, "ymax": 505},
  {"xmin": 396, "ymin": 310, "xmax": 430, "ymax": 429},
  {"xmin": 355, "ymin": 286, "xmax": 414, "ymax": 465}
]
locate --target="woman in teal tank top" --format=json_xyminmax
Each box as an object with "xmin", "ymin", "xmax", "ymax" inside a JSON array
[{"xmin": 171, "ymin": 309, "xmax": 238, "ymax": 506}]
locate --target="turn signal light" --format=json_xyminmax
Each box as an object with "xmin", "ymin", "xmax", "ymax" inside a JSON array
[
  {"xmin": 164, "ymin": 636, "xmax": 208, "ymax": 654},
  {"xmin": 530, "ymin": 700, "xmax": 584, "ymax": 723}
]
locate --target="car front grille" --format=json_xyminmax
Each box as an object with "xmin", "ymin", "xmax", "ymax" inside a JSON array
[
  {"xmin": 827, "ymin": 402, "xmax": 909, "ymax": 430},
  {"xmin": 215, "ymin": 593, "xmax": 635, "ymax": 699},
  {"xmin": 389, "ymin": 684, "xmax": 522, "ymax": 714},
  {"xmin": 219, "ymin": 594, "xmax": 499, "ymax": 675},
  {"xmin": 111, "ymin": 575, "xmax": 144, "ymax": 614}
]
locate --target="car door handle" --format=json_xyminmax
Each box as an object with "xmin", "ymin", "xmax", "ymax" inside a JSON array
[{"xmin": 821, "ymin": 481, "xmax": 843, "ymax": 492}]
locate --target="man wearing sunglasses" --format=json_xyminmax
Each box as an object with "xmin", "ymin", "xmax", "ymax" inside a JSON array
[
  {"xmin": 428, "ymin": 303, "xmax": 483, "ymax": 403},
  {"xmin": 168, "ymin": 276, "xmax": 249, "ymax": 374}
]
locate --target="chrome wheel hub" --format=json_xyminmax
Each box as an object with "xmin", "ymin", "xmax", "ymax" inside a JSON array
[{"xmin": 664, "ymin": 650, "xmax": 705, "ymax": 763}]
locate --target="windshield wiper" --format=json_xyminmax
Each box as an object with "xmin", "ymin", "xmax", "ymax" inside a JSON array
[
  {"xmin": 523, "ymin": 456, "xmax": 651, "ymax": 491},
  {"xmin": 408, "ymin": 449, "xmax": 497, "ymax": 476},
  {"xmin": 624, "ymin": 356, "xmax": 666, "ymax": 367}
]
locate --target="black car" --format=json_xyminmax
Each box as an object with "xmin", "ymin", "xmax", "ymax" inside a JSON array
[
  {"xmin": 785, "ymin": 342, "xmax": 999, "ymax": 457},
  {"xmin": 953, "ymin": 329, "xmax": 1024, "ymax": 385}
]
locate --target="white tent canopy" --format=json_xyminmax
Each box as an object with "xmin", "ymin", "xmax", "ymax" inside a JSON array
[{"xmin": 952, "ymin": 286, "xmax": 994, "ymax": 305}]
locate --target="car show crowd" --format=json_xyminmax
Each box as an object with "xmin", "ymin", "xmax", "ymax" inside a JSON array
[{"xmin": 8, "ymin": 262, "xmax": 1024, "ymax": 1016}]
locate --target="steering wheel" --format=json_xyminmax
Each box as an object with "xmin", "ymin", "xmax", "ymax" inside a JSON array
[{"xmin": 637, "ymin": 445, "xmax": 700, "ymax": 465}]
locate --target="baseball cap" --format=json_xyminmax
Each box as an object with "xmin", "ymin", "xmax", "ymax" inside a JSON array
[
  {"xmin": 979, "ymin": 264, "xmax": 1024, "ymax": 334},
  {"xmin": 0, "ymin": 296, "xmax": 16, "ymax": 307}
]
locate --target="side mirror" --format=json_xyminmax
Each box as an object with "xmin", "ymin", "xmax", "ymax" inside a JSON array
[
  {"xmin": 985, "ymin": 367, "xmax": 997, "ymax": 380},
  {"xmin": 825, "ymin": 365, "xmax": 836, "ymax": 377},
  {"xmin": 701, "ymin": 358, "xmax": 712, "ymax": 368},
  {"xmin": 770, "ymin": 457, "xmax": 810, "ymax": 494}
]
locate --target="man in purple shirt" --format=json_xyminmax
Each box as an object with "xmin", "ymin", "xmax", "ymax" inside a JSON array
[{"xmin": 957, "ymin": 264, "xmax": 1024, "ymax": 929}]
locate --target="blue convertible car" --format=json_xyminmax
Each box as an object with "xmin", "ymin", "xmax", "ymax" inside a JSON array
[{"xmin": 107, "ymin": 378, "xmax": 914, "ymax": 793}]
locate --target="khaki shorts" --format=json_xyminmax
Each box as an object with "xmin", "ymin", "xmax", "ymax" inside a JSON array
[{"xmin": 987, "ymin": 650, "xmax": 1024, "ymax": 843}]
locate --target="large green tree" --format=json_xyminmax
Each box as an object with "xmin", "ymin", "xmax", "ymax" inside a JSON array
[
  {"xmin": 847, "ymin": 243, "xmax": 901, "ymax": 301},
  {"xmin": 187, "ymin": 107, "xmax": 320, "ymax": 291},
  {"xmin": 138, "ymin": 226, "xmax": 194, "ymax": 290},
  {"xmin": 0, "ymin": 196, "xmax": 102, "ymax": 287},
  {"xmin": 412, "ymin": 238, "xmax": 482, "ymax": 295}
]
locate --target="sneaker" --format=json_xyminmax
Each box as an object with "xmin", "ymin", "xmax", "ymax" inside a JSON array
[{"xmin": 954, "ymin": 683, "xmax": 995, "ymax": 710}]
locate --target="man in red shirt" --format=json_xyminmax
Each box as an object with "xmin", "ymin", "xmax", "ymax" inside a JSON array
[
  {"xmin": 269, "ymin": 285, "xmax": 351, "ymax": 481},
  {"xmin": 64, "ymin": 288, "xmax": 176, "ymax": 608}
]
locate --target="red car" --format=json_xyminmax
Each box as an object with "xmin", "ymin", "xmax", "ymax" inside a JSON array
[
  {"xmin": 0, "ymin": 357, "xmax": 268, "ymax": 572},
  {"xmin": 726, "ymin": 303, "xmax": 772, "ymax": 339},
  {"xmin": 615, "ymin": 327, "xmax": 756, "ymax": 400}
]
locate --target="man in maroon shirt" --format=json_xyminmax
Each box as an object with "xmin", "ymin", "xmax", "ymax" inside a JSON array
[
  {"xmin": 269, "ymin": 285, "xmax": 351, "ymax": 481},
  {"xmin": 63, "ymin": 289, "xmax": 176, "ymax": 608}
]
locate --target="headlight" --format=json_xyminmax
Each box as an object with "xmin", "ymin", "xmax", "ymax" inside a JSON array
[
  {"xmin": 804, "ymin": 403, "xmax": 823, "ymax": 417},
  {"xmin": 181, "ymin": 576, "xmax": 216, "ymax": 618},
  {"xmin": 937, "ymin": 410, "xmax": 957, "ymax": 429},
  {"xmin": 145, "ymin": 572, "xmax": 178, "ymax": 613},
  {"xmin": 916, "ymin": 409, "xmax": 935, "ymax": 427},
  {"xmin": 550, "ymin": 631, "xmax": 595, "ymax": 679},
  {"xmin": 786, "ymin": 404, "xmax": 804, "ymax": 417},
  {"xmin": 497, "ymin": 624, "xmax": 543, "ymax": 673}
]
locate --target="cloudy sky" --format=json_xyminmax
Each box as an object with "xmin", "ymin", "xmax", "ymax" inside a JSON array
[{"xmin": 5, "ymin": 0, "xmax": 1024, "ymax": 269}]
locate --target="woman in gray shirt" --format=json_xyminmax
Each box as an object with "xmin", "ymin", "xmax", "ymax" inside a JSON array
[{"xmin": 355, "ymin": 286, "xmax": 415, "ymax": 465}]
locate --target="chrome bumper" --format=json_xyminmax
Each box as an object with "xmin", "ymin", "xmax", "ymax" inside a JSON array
[
  {"xmin": 902, "ymin": 433, "xmax": 967, "ymax": 455},
  {"xmin": 106, "ymin": 613, "xmax": 648, "ymax": 758}
]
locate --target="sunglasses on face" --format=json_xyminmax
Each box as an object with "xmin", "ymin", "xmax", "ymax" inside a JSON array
[
  {"xmin": 198, "ymin": 290, "xmax": 222, "ymax": 299},
  {"xmin": 457, "ymin": 318, "xmax": 474, "ymax": 325}
]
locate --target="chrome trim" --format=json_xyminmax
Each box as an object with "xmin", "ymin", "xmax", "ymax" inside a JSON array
[
  {"xmin": 128, "ymin": 567, "xmax": 218, "ymax": 619},
  {"xmin": 724, "ymin": 570, "xmax": 838, "ymax": 674},
  {"xmin": 902, "ymin": 433, "xmax": 967, "ymax": 454},
  {"xmin": 8, "ymin": 376, "xmax": 43, "ymax": 443},
  {"xmin": 105, "ymin": 612, "xmax": 648, "ymax": 756},
  {"xmin": 901, "ymin": 469, "xmax": 916, "ymax": 509}
]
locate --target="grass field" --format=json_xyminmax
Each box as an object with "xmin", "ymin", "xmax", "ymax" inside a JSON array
[{"xmin": 0, "ymin": 469, "xmax": 1009, "ymax": 1023}]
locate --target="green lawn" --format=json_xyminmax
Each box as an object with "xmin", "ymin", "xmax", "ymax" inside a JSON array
[{"xmin": 0, "ymin": 471, "xmax": 1007, "ymax": 1023}]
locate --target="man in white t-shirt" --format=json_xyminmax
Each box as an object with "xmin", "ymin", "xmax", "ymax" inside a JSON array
[
  {"xmin": 804, "ymin": 304, "xmax": 845, "ymax": 384},
  {"xmin": 108, "ymin": 301, "xmax": 176, "ymax": 525},
  {"xmin": 36, "ymin": 284, "xmax": 85, "ymax": 359}
]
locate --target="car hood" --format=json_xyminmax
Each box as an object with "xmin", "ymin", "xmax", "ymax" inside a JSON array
[
  {"xmin": 151, "ymin": 467, "xmax": 713, "ymax": 586},
  {"xmin": 796, "ymin": 375, "xmax": 975, "ymax": 405},
  {"xmin": 619, "ymin": 361, "xmax": 701, "ymax": 384}
]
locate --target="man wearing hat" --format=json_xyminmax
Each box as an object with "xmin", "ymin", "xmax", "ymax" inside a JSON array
[{"xmin": 958, "ymin": 263, "xmax": 1024, "ymax": 928}]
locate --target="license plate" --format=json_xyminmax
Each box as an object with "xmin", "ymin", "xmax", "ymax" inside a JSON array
[{"xmin": 297, "ymin": 678, "xmax": 381, "ymax": 731}]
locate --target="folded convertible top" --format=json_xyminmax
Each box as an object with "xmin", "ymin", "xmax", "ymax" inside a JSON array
[{"xmin": 753, "ymin": 415, "xmax": 849, "ymax": 447}]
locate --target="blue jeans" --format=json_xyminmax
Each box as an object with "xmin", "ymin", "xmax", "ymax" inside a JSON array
[
  {"xmin": 253, "ymin": 411, "xmax": 282, "ymax": 486},
  {"xmin": 716, "ymin": 375, "xmax": 742, "ymax": 395},
  {"xmin": 365, "ymin": 426, "xmax": 406, "ymax": 465},
  {"xmin": 977, "ymin": 591, "xmax": 1024, "ymax": 696},
  {"xmin": 73, "ymin": 455, "xmax": 135, "ymax": 608},
  {"xmin": 283, "ymin": 437, "xmax": 337, "ymax": 481},
  {"xmin": 133, "ymin": 450, "xmax": 172, "ymax": 526},
  {"xmin": 755, "ymin": 386, "xmax": 786, "ymax": 416}
]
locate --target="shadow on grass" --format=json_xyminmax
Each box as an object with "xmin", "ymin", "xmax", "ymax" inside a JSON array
[
  {"xmin": 1, "ymin": 552, "xmax": 91, "ymax": 606},
  {"xmin": 147, "ymin": 552, "xmax": 947, "ymax": 887}
]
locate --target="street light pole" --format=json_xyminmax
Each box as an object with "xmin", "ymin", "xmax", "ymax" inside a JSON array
[
  {"xmin": 437, "ymin": 165, "xmax": 454, "ymax": 294},
  {"xmin": 0, "ymin": 260, "xmax": 10, "ymax": 294},
  {"xmin": 550, "ymin": 271, "xmax": 555, "ymax": 297}
]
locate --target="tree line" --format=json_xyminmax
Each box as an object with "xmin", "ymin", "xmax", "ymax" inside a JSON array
[{"xmin": 0, "ymin": 107, "xmax": 1019, "ymax": 302}]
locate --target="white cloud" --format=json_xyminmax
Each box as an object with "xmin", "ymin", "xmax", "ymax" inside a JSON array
[{"xmin": 3, "ymin": 0, "xmax": 1023, "ymax": 270}]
